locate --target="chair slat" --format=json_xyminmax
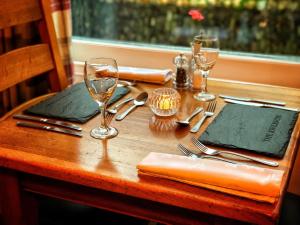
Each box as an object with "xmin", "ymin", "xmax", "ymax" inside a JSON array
[
  {"xmin": 0, "ymin": 44, "xmax": 54, "ymax": 92},
  {"xmin": 0, "ymin": 0, "xmax": 42, "ymax": 29}
]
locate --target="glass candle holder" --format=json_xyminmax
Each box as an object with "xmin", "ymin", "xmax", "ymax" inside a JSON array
[{"xmin": 149, "ymin": 88, "xmax": 181, "ymax": 117}]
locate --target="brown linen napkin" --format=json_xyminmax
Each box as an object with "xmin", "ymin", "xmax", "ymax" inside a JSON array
[
  {"xmin": 118, "ymin": 66, "xmax": 172, "ymax": 84},
  {"xmin": 137, "ymin": 152, "xmax": 284, "ymax": 203}
]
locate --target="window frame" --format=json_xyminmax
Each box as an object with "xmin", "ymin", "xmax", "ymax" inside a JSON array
[{"xmin": 72, "ymin": 38, "xmax": 300, "ymax": 88}]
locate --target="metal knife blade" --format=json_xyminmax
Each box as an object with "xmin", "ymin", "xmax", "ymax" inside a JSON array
[
  {"xmin": 16, "ymin": 121, "xmax": 82, "ymax": 137},
  {"xmin": 224, "ymin": 99, "xmax": 300, "ymax": 112},
  {"xmin": 219, "ymin": 94, "xmax": 286, "ymax": 106},
  {"xmin": 13, "ymin": 114, "xmax": 82, "ymax": 131}
]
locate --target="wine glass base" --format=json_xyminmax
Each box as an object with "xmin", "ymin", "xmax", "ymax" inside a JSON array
[
  {"xmin": 194, "ymin": 92, "xmax": 215, "ymax": 101},
  {"xmin": 90, "ymin": 126, "xmax": 118, "ymax": 139}
]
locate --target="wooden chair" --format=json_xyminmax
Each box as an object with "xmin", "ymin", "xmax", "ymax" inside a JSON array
[
  {"xmin": 0, "ymin": 1, "xmax": 68, "ymax": 224},
  {"xmin": 0, "ymin": 0, "xmax": 68, "ymax": 121}
]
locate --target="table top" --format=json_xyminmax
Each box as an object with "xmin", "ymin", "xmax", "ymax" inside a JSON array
[{"xmin": 0, "ymin": 79, "xmax": 299, "ymax": 225}]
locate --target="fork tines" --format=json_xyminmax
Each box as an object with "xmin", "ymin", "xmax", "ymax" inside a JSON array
[
  {"xmin": 191, "ymin": 137, "xmax": 207, "ymax": 151},
  {"xmin": 207, "ymin": 100, "xmax": 216, "ymax": 112},
  {"xmin": 178, "ymin": 144, "xmax": 192, "ymax": 157}
]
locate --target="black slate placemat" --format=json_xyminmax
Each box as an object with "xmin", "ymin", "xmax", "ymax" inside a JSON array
[
  {"xmin": 199, "ymin": 104, "xmax": 298, "ymax": 158},
  {"xmin": 25, "ymin": 82, "xmax": 130, "ymax": 123}
]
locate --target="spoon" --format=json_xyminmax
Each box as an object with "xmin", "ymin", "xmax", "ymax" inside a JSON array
[
  {"xmin": 176, "ymin": 106, "xmax": 203, "ymax": 126},
  {"xmin": 107, "ymin": 97, "xmax": 134, "ymax": 114},
  {"xmin": 116, "ymin": 92, "xmax": 148, "ymax": 121}
]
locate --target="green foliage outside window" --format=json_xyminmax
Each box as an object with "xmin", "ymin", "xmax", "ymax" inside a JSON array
[{"xmin": 72, "ymin": 0, "xmax": 300, "ymax": 56}]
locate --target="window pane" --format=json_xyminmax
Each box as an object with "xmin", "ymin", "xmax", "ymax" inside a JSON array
[{"xmin": 72, "ymin": 0, "xmax": 300, "ymax": 57}]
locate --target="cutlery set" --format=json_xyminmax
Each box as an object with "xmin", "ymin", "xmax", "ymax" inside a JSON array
[
  {"xmin": 176, "ymin": 94, "xmax": 292, "ymax": 167},
  {"xmin": 115, "ymin": 92, "xmax": 148, "ymax": 121},
  {"xmin": 16, "ymin": 121, "xmax": 83, "ymax": 137},
  {"xmin": 13, "ymin": 90, "xmax": 148, "ymax": 137},
  {"xmin": 13, "ymin": 90, "xmax": 292, "ymax": 167},
  {"xmin": 14, "ymin": 115, "xmax": 83, "ymax": 137},
  {"xmin": 178, "ymin": 138, "xmax": 279, "ymax": 167}
]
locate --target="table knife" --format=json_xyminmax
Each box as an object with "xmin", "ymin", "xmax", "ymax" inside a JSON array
[
  {"xmin": 219, "ymin": 94, "xmax": 286, "ymax": 106},
  {"xmin": 13, "ymin": 114, "xmax": 82, "ymax": 131},
  {"xmin": 16, "ymin": 121, "xmax": 82, "ymax": 137},
  {"xmin": 224, "ymin": 99, "xmax": 300, "ymax": 112}
]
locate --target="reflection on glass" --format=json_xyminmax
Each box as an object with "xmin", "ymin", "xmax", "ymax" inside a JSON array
[
  {"xmin": 149, "ymin": 115, "xmax": 177, "ymax": 133},
  {"xmin": 192, "ymin": 35, "xmax": 219, "ymax": 101},
  {"xmin": 84, "ymin": 57, "xmax": 119, "ymax": 139}
]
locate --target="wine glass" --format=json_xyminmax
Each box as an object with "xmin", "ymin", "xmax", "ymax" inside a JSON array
[
  {"xmin": 84, "ymin": 58, "xmax": 119, "ymax": 139},
  {"xmin": 191, "ymin": 35, "xmax": 219, "ymax": 101}
]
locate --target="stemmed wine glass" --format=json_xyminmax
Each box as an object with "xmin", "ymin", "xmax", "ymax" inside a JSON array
[
  {"xmin": 191, "ymin": 35, "xmax": 219, "ymax": 101},
  {"xmin": 84, "ymin": 58, "xmax": 119, "ymax": 139}
]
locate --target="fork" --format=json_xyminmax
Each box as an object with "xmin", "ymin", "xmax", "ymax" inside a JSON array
[
  {"xmin": 178, "ymin": 144, "xmax": 237, "ymax": 164},
  {"xmin": 191, "ymin": 137, "xmax": 279, "ymax": 167},
  {"xmin": 190, "ymin": 100, "xmax": 216, "ymax": 133}
]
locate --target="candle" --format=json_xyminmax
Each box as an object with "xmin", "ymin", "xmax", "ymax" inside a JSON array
[
  {"xmin": 149, "ymin": 88, "xmax": 181, "ymax": 117},
  {"xmin": 159, "ymin": 95, "xmax": 172, "ymax": 110}
]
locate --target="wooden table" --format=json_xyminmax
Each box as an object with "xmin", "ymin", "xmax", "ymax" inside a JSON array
[{"xmin": 0, "ymin": 79, "xmax": 300, "ymax": 225}]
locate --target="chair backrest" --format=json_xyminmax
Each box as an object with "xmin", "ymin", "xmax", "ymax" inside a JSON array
[{"xmin": 0, "ymin": 0, "xmax": 68, "ymax": 93}]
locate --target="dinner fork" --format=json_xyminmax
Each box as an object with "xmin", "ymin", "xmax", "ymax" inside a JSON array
[
  {"xmin": 178, "ymin": 144, "xmax": 236, "ymax": 164},
  {"xmin": 191, "ymin": 137, "xmax": 279, "ymax": 167},
  {"xmin": 190, "ymin": 100, "xmax": 216, "ymax": 133}
]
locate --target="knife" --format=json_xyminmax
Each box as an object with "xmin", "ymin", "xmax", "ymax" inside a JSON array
[
  {"xmin": 13, "ymin": 114, "xmax": 82, "ymax": 131},
  {"xmin": 16, "ymin": 121, "xmax": 82, "ymax": 137},
  {"xmin": 224, "ymin": 99, "xmax": 300, "ymax": 112},
  {"xmin": 219, "ymin": 94, "xmax": 285, "ymax": 106}
]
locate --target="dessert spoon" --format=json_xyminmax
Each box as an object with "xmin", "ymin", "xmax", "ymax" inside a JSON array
[{"xmin": 116, "ymin": 92, "xmax": 148, "ymax": 121}]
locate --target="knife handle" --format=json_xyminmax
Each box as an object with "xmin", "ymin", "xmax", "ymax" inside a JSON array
[
  {"xmin": 255, "ymin": 99, "xmax": 286, "ymax": 106},
  {"xmin": 112, "ymin": 97, "xmax": 134, "ymax": 110},
  {"xmin": 263, "ymin": 104, "xmax": 300, "ymax": 112},
  {"xmin": 116, "ymin": 104, "xmax": 137, "ymax": 121},
  {"xmin": 16, "ymin": 122, "xmax": 82, "ymax": 137},
  {"xmin": 190, "ymin": 115, "xmax": 208, "ymax": 133},
  {"xmin": 13, "ymin": 114, "xmax": 82, "ymax": 131},
  {"xmin": 14, "ymin": 114, "xmax": 40, "ymax": 122},
  {"xmin": 186, "ymin": 107, "xmax": 203, "ymax": 122},
  {"xmin": 17, "ymin": 121, "xmax": 48, "ymax": 129}
]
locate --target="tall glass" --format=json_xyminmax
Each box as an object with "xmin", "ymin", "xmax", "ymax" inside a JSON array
[
  {"xmin": 191, "ymin": 35, "xmax": 219, "ymax": 101},
  {"xmin": 84, "ymin": 58, "xmax": 119, "ymax": 139}
]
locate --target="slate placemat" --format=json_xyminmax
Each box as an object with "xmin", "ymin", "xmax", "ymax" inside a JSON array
[
  {"xmin": 25, "ymin": 82, "xmax": 130, "ymax": 123},
  {"xmin": 199, "ymin": 104, "xmax": 299, "ymax": 158}
]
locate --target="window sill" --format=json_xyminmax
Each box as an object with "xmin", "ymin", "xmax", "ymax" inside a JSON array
[{"xmin": 72, "ymin": 38, "xmax": 300, "ymax": 88}]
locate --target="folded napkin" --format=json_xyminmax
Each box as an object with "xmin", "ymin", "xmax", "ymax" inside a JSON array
[
  {"xmin": 118, "ymin": 66, "xmax": 172, "ymax": 84},
  {"xmin": 137, "ymin": 152, "xmax": 284, "ymax": 203},
  {"xmin": 25, "ymin": 82, "xmax": 130, "ymax": 123},
  {"xmin": 199, "ymin": 104, "xmax": 298, "ymax": 158}
]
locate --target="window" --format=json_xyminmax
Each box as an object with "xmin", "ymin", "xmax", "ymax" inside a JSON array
[{"xmin": 71, "ymin": 0, "xmax": 300, "ymax": 88}]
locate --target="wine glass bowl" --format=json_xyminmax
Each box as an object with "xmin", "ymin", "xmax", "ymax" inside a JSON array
[
  {"xmin": 192, "ymin": 35, "xmax": 219, "ymax": 101},
  {"xmin": 84, "ymin": 58, "xmax": 119, "ymax": 139}
]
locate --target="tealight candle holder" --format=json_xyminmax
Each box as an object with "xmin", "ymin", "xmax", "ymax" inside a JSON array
[{"xmin": 149, "ymin": 88, "xmax": 181, "ymax": 117}]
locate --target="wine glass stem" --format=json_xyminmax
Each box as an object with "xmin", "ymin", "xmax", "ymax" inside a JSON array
[
  {"xmin": 201, "ymin": 70, "xmax": 210, "ymax": 93},
  {"xmin": 99, "ymin": 103, "xmax": 108, "ymax": 130}
]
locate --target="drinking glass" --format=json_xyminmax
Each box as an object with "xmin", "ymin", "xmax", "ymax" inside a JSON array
[
  {"xmin": 84, "ymin": 58, "xmax": 119, "ymax": 139},
  {"xmin": 191, "ymin": 35, "xmax": 219, "ymax": 101}
]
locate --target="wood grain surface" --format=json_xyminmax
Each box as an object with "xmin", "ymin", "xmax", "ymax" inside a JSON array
[{"xmin": 0, "ymin": 79, "xmax": 299, "ymax": 225}]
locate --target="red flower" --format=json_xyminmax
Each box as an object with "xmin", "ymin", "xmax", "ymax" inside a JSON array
[{"xmin": 188, "ymin": 9, "xmax": 205, "ymax": 21}]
